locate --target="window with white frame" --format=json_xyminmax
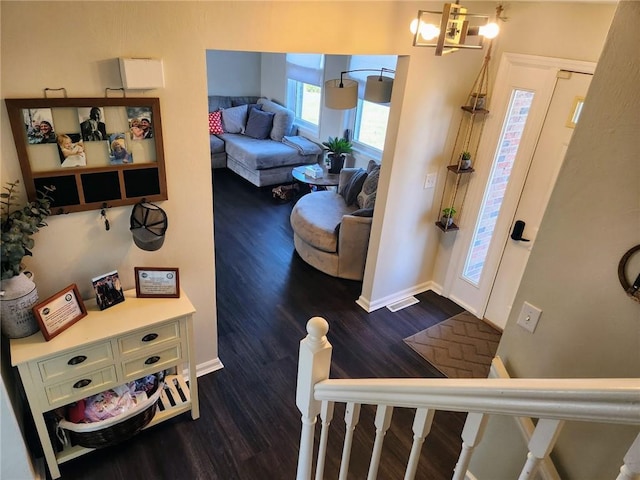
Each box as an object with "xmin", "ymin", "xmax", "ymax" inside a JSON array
[
  {"xmin": 286, "ymin": 54, "xmax": 324, "ymax": 133},
  {"xmin": 346, "ymin": 55, "xmax": 397, "ymax": 154}
]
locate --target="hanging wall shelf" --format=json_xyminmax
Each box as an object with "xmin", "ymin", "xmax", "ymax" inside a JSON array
[{"xmin": 436, "ymin": 36, "xmax": 495, "ymax": 232}]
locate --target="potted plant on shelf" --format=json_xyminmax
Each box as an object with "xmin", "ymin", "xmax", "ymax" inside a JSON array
[
  {"xmin": 460, "ymin": 151, "xmax": 472, "ymax": 170},
  {"xmin": 322, "ymin": 136, "xmax": 353, "ymax": 174},
  {"xmin": 1, "ymin": 180, "xmax": 55, "ymax": 338},
  {"xmin": 441, "ymin": 207, "xmax": 457, "ymax": 228}
]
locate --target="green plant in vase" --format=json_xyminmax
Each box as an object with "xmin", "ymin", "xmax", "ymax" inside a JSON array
[
  {"xmin": 1, "ymin": 180, "xmax": 55, "ymax": 279},
  {"xmin": 460, "ymin": 151, "xmax": 472, "ymax": 170},
  {"xmin": 322, "ymin": 136, "xmax": 353, "ymax": 173},
  {"xmin": 0, "ymin": 180, "xmax": 55, "ymax": 338},
  {"xmin": 441, "ymin": 207, "xmax": 457, "ymax": 227}
]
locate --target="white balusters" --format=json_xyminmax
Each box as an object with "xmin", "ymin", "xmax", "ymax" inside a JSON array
[
  {"xmin": 368, "ymin": 405, "xmax": 394, "ymax": 480},
  {"xmin": 296, "ymin": 317, "xmax": 332, "ymax": 480},
  {"xmin": 339, "ymin": 401, "xmax": 361, "ymax": 480},
  {"xmin": 315, "ymin": 400, "xmax": 335, "ymax": 480},
  {"xmin": 404, "ymin": 408, "xmax": 435, "ymax": 480},
  {"xmin": 296, "ymin": 320, "xmax": 638, "ymax": 480},
  {"xmin": 616, "ymin": 432, "xmax": 640, "ymax": 480},
  {"xmin": 452, "ymin": 412, "xmax": 488, "ymax": 480},
  {"xmin": 518, "ymin": 419, "xmax": 564, "ymax": 480}
]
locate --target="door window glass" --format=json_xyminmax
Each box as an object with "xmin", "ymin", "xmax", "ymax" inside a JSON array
[{"xmin": 462, "ymin": 89, "xmax": 535, "ymax": 285}]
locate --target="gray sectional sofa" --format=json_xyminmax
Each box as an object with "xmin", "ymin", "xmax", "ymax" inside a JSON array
[{"xmin": 208, "ymin": 95, "xmax": 321, "ymax": 187}]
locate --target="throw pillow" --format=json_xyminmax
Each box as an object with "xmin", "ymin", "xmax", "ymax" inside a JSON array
[
  {"xmin": 357, "ymin": 162, "xmax": 380, "ymax": 209},
  {"xmin": 258, "ymin": 98, "xmax": 295, "ymax": 141},
  {"xmin": 245, "ymin": 109, "xmax": 275, "ymax": 139},
  {"xmin": 221, "ymin": 104, "xmax": 248, "ymax": 134},
  {"xmin": 340, "ymin": 169, "xmax": 367, "ymax": 206},
  {"xmin": 247, "ymin": 103, "xmax": 263, "ymax": 117},
  {"xmin": 208, "ymin": 111, "xmax": 224, "ymax": 135}
]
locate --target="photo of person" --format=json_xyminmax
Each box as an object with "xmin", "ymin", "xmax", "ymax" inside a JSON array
[
  {"xmin": 139, "ymin": 117, "xmax": 153, "ymax": 139},
  {"xmin": 23, "ymin": 108, "xmax": 57, "ymax": 144},
  {"xmin": 79, "ymin": 106, "xmax": 107, "ymax": 141},
  {"xmin": 129, "ymin": 118, "xmax": 144, "ymax": 140},
  {"xmin": 92, "ymin": 270, "xmax": 125, "ymax": 311},
  {"xmin": 126, "ymin": 107, "xmax": 153, "ymax": 140},
  {"xmin": 108, "ymin": 133, "xmax": 133, "ymax": 164},
  {"xmin": 57, "ymin": 133, "xmax": 86, "ymax": 167}
]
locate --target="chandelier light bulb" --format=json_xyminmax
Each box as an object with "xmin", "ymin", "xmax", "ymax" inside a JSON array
[
  {"xmin": 479, "ymin": 22, "xmax": 500, "ymax": 39},
  {"xmin": 420, "ymin": 23, "xmax": 441, "ymax": 41},
  {"xmin": 410, "ymin": 18, "xmax": 420, "ymax": 35}
]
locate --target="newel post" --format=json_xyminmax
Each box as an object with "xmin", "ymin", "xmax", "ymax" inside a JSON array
[{"xmin": 296, "ymin": 317, "xmax": 332, "ymax": 480}]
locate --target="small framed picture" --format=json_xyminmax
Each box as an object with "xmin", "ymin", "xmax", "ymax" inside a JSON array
[
  {"xmin": 134, "ymin": 267, "xmax": 180, "ymax": 298},
  {"xmin": 92, "ymin": 270, "xmax": 125, "ymax": 310},
  {"xmin": 32, "ymin": 284, "xmax": 87, "ymax": 341}
]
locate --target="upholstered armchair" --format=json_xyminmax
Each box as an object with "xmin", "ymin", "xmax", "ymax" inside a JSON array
[{"xmin": 290, "ymin": 163, "xmax": 379, "ymax": 280}]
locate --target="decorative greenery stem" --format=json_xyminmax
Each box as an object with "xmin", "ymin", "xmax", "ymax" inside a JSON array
[{"xmin": 1, "ymin": 180, "xmax": 55, "ymax": 280}]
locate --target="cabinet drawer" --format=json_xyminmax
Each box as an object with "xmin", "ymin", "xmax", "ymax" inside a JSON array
[
  {"xmin": 118, "ymin": 320, "xmax": 180, "ymax": 355},
  {"xmin": 37, "ymin": 342, "xmax": 114, "ymax": 383},
  {"xmin": 122, "ymin": 343, "xmax": 182, "ymax": 380},
  {"xmin": 45, "ymin": 366, "xmax": 118, "ymax": 407}
]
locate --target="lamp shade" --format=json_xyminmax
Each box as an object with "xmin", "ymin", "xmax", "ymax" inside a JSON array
[
  {"xmin": 324, "ymin": 78, "xmax": 358, "ymax": 109},
  {"xmin": 364, "ymin": 75, "xmax": 394, "ymax": 104}
]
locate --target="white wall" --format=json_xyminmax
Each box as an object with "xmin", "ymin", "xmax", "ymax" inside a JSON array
[
  {"xmin": 469, "ymin": 2, "xmax": 640, "ymax": 478},
  {"xmin": 206, "ymin": 50, "xmax": 262, "ymax": 96},
  {"xmin": 260, "ymin": 53, "xmax": 288, "ymax": 104}
]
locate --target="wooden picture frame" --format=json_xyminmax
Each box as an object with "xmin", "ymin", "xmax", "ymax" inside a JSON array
[
  {"xmin": 134, "ymin": 267, "xmax": 180, "ymax": 298},
  {"xmin": 32, "ymin": 284, "xmax": 87, "ymax": 341},
  {"xmin": 5, "ymin": 97, "xmax": 167, "ymax": 215}
]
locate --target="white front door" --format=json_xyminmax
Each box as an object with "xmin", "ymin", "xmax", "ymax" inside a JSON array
[{"xmin": 444, "ymin": 54, "xmax": 595, "ymax": 330}]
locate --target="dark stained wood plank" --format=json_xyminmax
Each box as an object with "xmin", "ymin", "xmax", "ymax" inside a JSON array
[{"xmin": 56, "ymin": 168, "xmax": 466, "ymax": 480}]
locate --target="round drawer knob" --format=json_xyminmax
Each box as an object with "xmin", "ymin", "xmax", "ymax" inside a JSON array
[
  {"xmin": 73, "ymin": 379, "xmax": 92, "ymax": 389},
  {"xmin": 141, "ymin": 333, "xmax": 158, "ymax": 342},
  {"xmin": 67, "ymin": 355, "xmax": 87, "ymax": 366},
  {"xmin": 144, "ymin": 356, "xmax": 160, "ymax": 365}
]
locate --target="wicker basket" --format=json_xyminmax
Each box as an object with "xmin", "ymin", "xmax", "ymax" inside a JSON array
[{"xmin": 58, "ymin": 381, "xmax": 163, "ymax": 449}]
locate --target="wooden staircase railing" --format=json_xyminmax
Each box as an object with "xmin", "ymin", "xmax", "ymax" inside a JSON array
[{"xmin": 296, "ymin": 317, "xmax": 640, "ymax": 480}]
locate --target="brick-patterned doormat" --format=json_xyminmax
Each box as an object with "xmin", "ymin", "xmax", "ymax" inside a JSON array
[{"xmin": 403, "ymin": 311, "xmax": 501, "ymax": 378}]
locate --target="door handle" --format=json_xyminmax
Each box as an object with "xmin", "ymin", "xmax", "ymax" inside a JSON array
[{"xmin": 511, "ymin": 220, "xmax": 530, "ymax": 242}]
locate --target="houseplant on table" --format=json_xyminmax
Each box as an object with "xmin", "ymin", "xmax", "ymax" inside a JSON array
[
  {"xmin": 322, "ymin": 136, "xmax": 353, "ymax": 174},
  {"xmin": 1, "ymin": 180, "xmax": 54, "ymax": 338}
]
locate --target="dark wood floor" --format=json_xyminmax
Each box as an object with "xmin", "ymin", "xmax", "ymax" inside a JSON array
[{"xmin": 57, "ymin": 168, "xmax": 466, "ymax": 480}]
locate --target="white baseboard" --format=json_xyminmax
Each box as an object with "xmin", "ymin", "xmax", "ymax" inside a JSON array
[
  {"xmin": 196, "ymin": 357, "xmax": 224, "ymax": 377},
  {"xmin": 430, "ymin": 281, "xmax": 444, "ymax": 296},
  {"xmin": 448, "ymin": 294, "xmax": 482, "ymax": 318},
  {"xmin": 356, "ymin": 281, "xmax": 435, "ymax": 312},
  {"xmin": 181, "ymin": 357, "xmax": 224, "ymax": 380}
]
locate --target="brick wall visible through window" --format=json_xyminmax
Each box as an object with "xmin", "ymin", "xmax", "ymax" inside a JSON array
[{"xmin": 463, "ymin": 90, "xmax": 535, "ymax": 285}]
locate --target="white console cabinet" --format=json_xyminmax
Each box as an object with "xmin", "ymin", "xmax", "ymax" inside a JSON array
[{"xmin": 10, "ymin": 289, "xmax": 199, "ymax": 479}]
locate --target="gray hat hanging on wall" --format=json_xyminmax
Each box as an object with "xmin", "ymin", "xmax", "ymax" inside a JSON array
[{"xmin": 130, "ymin": 201, "xmax": 168, "ymax": 251}]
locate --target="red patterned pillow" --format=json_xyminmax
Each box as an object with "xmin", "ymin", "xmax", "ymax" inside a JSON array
[{"xmin": 208, "ymin": 111, "xmax": 224, "ymax": 135}]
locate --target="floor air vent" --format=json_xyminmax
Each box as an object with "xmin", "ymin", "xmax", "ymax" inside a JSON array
[{"xmin": 386, "ymin": 296, "xmax": 419, "ymax": 312}]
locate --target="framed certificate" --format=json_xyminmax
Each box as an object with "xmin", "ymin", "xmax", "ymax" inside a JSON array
[
  {"xmin": 134, "ymin": 267, "xmax": 180, "ymax": 298},
  {"xmin": 32, "ymin": 284, "xmax": 87, "ymax": 341}
]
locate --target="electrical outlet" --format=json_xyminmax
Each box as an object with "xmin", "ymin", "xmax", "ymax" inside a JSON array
[
  {"xmin": 424, "ymin": 173, "xmax": 437, "ymax": 189},
  {"xmin": 517, "ymin": 302, "xmax": 542, "ymax": 333}
]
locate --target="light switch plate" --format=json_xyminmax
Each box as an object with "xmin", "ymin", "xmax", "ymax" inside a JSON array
[
  {"xmin": 424, "ymin": 173, "xmax": 437, "ymax": 189},
  {"xmin": 517, "ymin": 301, "xmax": 542, "ymax": 333}
]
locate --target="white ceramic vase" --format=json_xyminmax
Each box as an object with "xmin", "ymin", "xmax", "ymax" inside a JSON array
[{"xmin": 0, "ymin": 272, "xmax": 40, "ymax": 338}]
